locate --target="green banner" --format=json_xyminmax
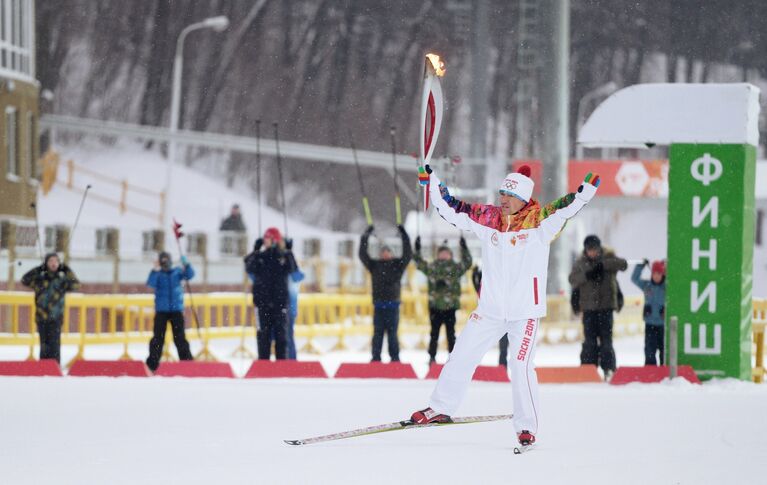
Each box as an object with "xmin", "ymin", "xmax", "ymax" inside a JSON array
[{"xmin": 667, "ymin": 144, "xmax": 755, "ymax": 380}]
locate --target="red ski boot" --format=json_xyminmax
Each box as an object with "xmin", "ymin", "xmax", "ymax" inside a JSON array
[
  {"xmin": 410, "ymin": 407, "xmax": 453, "ymax": 424},
  {"xmin": 517, "ymin": 430, "xmax": 536, "ymax": 446}
]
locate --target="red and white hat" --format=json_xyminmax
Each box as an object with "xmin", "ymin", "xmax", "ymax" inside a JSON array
[{"xmin": 499, "ymin": 165, "xmax": 534, "ymax": 203}]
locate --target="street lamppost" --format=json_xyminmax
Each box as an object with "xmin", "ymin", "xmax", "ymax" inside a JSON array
[
  {"xmin": 575, "ymin": 81, "xmax": 618, "ymax": 160},
  {"xmin": 164, "ymin": 16, "xmax": 229, "ymax": 235}
]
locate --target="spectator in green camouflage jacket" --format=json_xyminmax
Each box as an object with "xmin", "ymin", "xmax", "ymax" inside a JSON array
[
  {"xmin": 414, "ymin": 236, "xmax": 473, "ymax": 364},
  {"xmin": 21, "ymin": 253, "xmax": 80, "ymax": 364}
]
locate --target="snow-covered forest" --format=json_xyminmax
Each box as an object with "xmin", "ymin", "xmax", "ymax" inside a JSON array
[{"xmin": 37, "ymin": 0, "xmax": 767, "ymax": 230}]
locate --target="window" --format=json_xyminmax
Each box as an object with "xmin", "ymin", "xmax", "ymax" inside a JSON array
[
  {"xmin": 26, "ymin": 111, "xmax": 35, "ymax": 179},
  {"xmin": 5, "ymin": 106, "xmax": 18, "ymax": 178},
  {"xmin": 0, "ymin": 0, "xmax": 34, "ymax": 80}
]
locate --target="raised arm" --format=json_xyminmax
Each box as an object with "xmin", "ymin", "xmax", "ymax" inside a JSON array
[
  {"xmin": 428, "ymin": 169, "xmax": 486, "ymax": 236},
  {"xmin": 603, "ymin": 254, "xmax": 628, "ymax": 273},
  {"xmin": 413, "ymin": 237, "xmax": 430, "ymax": 274},
  {"xmin": 358, "ymin": 226, "xmax": 374, "ymax": 270},
  {"xmin": 21, "ymin": 266, "xmax": 44, "ymax": 290},
  {"xmin": 61, "ymin": 264, "xmax": 80, "ymax": 292},
  {"xmin": 539, "ymin": 174, "xmax": 601, "ymax": 242},
  {"xmin": 457, "ymin": 236, "xmax": 473, "ymax": 274},
  {"xmin": 631, "ymin": 263, "xmax": 649, "ymax": 290},
  {"xmin": 397, "ymin": 225, "xmax": 412, "ymax": 267}
]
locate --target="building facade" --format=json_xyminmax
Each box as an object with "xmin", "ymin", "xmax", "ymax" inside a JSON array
[{"xmin": 0, "ymin": 0, "xmax": 38, "ymax": 224}]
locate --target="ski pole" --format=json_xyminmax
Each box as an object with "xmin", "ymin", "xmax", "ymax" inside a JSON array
[
  {"xmin": 63, "ymin": 184, "xmax": 92, "ymax": 262},
  {"xmin": 29, "ymin": 202, "xmax": 43, "ymax": 260},
  {"xmin": 172, "ymin": 219, "xmax": 203, "ymax": 341},
  {"xmin": 350, "ymin": 131, "xmax": 373, "ymax": 226},
  {"xmin": 255, "ymin": 119, "xmax": 262, "ymax": 235},
  {"xmin": 273, "ymin": 122, "xmax": 289, "ymax": 237},
  {"xmin": 389, "ymin": 126, "xmax": 402, "ymax": 226}
]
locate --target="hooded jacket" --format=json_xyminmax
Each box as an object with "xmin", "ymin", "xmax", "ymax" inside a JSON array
[
  {"xmin": 429, "ymin": 170, "xmax": 597, "ymax": 321},
  {"xmin": 569, "ymin": 248, "xmax": 627, "ymax": 312}
]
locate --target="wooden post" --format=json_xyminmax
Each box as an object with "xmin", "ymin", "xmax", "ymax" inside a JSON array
[
  {"xmin": 107, "ymin": 228, "xmax": 120, "ymax": 293},
  {"xmin": 120, "ymin": 180, "xmax": 128, "ymax": 214},
  {"xmin": 6, "ymin": 222, "xmax": 17, "ymax": 291},
  {"xmin": 66, "ymin": 159, "xmax": 74, "ymax": 189}
]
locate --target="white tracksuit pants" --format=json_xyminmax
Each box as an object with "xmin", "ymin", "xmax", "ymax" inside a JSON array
[{"xmin": 429, "ymin": 312, "xmax": 540, "ymax": 435}]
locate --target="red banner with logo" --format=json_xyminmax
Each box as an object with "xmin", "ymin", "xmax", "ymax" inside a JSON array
[{"xmin": 511, "ymin": 159, "xmax": 668, "ymax": 198}]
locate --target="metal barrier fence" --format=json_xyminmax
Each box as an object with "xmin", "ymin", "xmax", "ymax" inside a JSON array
[
  {"xmin": 0, "ymin": 290, "xmax": 647, "ymax": 365},
  {"xmin": 2, "ymin": 291, "xmax": 764, "ymax": 380}
]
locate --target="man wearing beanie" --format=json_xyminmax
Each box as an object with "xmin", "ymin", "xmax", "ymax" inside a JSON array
[
  {"xmin": 631, "ymin": 258, "xmax": 667, "ymax": 365},
  {"xmin": 569, "ymin": 235, "xmax": 628, "ymax": 380},
  {"xmin": 21, "ymin": 253, "xmax": 80, "ymax": 363},
  {"xmin": 414, "ymin": 236, "xmax": 473, "ymax": 365},
  {"xmin": 410, "ymin": 163, "xmax": 600, "ymax": 453},
  {"xmin": 145, "ymin": 251, "xmax": 195, "ymax": 372},
  {"xmin": 359, "ymin": 224, "xmax": 412, "ymax": 362},
  {"xmin": 244, "ymin": 227, "xmax": 298, "ymax": 360}
]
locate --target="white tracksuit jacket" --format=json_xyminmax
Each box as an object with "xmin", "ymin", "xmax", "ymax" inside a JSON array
[{"xmin": 426, "ymin": 170, "xmax": 597, "ymax": 436}]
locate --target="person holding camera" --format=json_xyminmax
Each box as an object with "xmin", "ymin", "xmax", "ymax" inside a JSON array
[
  {"xmin": 244, "ymin": 227, "xmax": 298, "ymax": 360},
  {"xmin": 569, "ymin": 235, "xmax": 627, "ymax": 381}
]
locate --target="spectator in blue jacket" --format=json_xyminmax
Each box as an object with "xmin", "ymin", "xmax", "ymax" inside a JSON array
[
  {"xmin": 286, "ymin": 269, "xmax": 305, "ymax": 359},
  {"xmin": 145, "ymin": 251, "xmax": 195, "ymax": 372},
  {"xmin": 244, "ymin": 227, "xmax": 298, "ymax": 360},
  {"xmin": 631, "ymin": 259, "xmax": 666, "ymax": 365},
  {"xmin": 256, "ymin": 267, "xmax": 305, "ymax": 360}
]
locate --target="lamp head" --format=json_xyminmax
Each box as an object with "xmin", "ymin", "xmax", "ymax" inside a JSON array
[{"xmin": 203, "ymin": 16, "xmax": 229, "ymax": 32}]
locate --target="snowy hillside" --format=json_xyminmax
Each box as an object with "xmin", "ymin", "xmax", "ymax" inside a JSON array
[{"xmin": 37, "ymin": 141, "xmax": 350, "ymax": 260}]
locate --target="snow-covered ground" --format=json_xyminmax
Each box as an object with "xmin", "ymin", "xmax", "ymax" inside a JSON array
[
  {"xmin": 2, "ymin": 337, "xmax": 766, "ymax": 484},
  {"xmin": 1, "ymin": 374, "xmax": 765, "ymax": 485}
]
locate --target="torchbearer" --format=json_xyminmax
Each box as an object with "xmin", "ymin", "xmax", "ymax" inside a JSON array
[{"xmin": 409, "ymin": 164, "xmax": 601, "ymax": 454}]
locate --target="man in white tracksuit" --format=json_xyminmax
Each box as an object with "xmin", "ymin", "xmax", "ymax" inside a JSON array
[{"xmin": 410, "ymin": 164, "xmax": 600, "ymax": 449}]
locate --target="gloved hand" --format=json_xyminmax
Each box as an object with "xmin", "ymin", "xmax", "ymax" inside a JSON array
[
  {"xmin": 585, "ymin": 261, "xmax": 604, "ymax": 282},
  {"xmin": 643, "ymin": 258, "xmax": 650, "ymax": 267},
  {"xmin": 363, "ymin": 225, "xmax": 374, "ymax": 236},
  {"xmin": 414, "ymin": 236, "xmax": 421, "ymax": 253},
  {"xmin": 180, "ymin": 255, "xmax": 189, "ymax": 267},
  {"xmin": 285, "ymin": 238, "xmax": 293, "ymax": 250},
  {"xmin": 254, "ymin": 238, "xmax": 264, "ymax": 251},
  {"xmin": 459, "ymin": 236, "xmax": 468, "ymax": 249},
  {"xmin": 424, "ymin": 164, "xmax": 433, "ymax": 174},
  {"xmin": 575, "ymin": 172, "xmax": 601, "ymax": 203}
]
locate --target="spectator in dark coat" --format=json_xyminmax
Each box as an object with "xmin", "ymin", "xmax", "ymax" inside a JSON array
[
  {"xmin": 569, "ymin": 235, "xmax": 628, "ymax": 380},
  {"xmin": 244, "ymin": 227, "xmax": 298, "ymax": 360},
  {"xmin": 359, "ymin": 225, "xmax": 412, "ymax": 362},
  {"xmin": 220, "ymin": 204, "xmax": 246, "ymax": 232},
  {"xmin": 145, "ymin": 251, "xmax": 195, "ymax": 372},
  {"xmin": 21, "ymin": 253, "xmax": 80, "ymax": 363},
  {"xmin": 631, "ymin": 259, "xmax": 667, "ymax": 365}
]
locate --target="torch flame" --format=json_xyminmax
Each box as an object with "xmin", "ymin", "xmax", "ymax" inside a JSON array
[{"xmin": 425, "ymin": 53, "xmax": 446, "ymax": 77}]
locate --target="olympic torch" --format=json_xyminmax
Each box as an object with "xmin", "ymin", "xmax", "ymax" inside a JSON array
[{"xmin": 419, "ymin": 53, "xmax": 446, "ymax": 211}]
